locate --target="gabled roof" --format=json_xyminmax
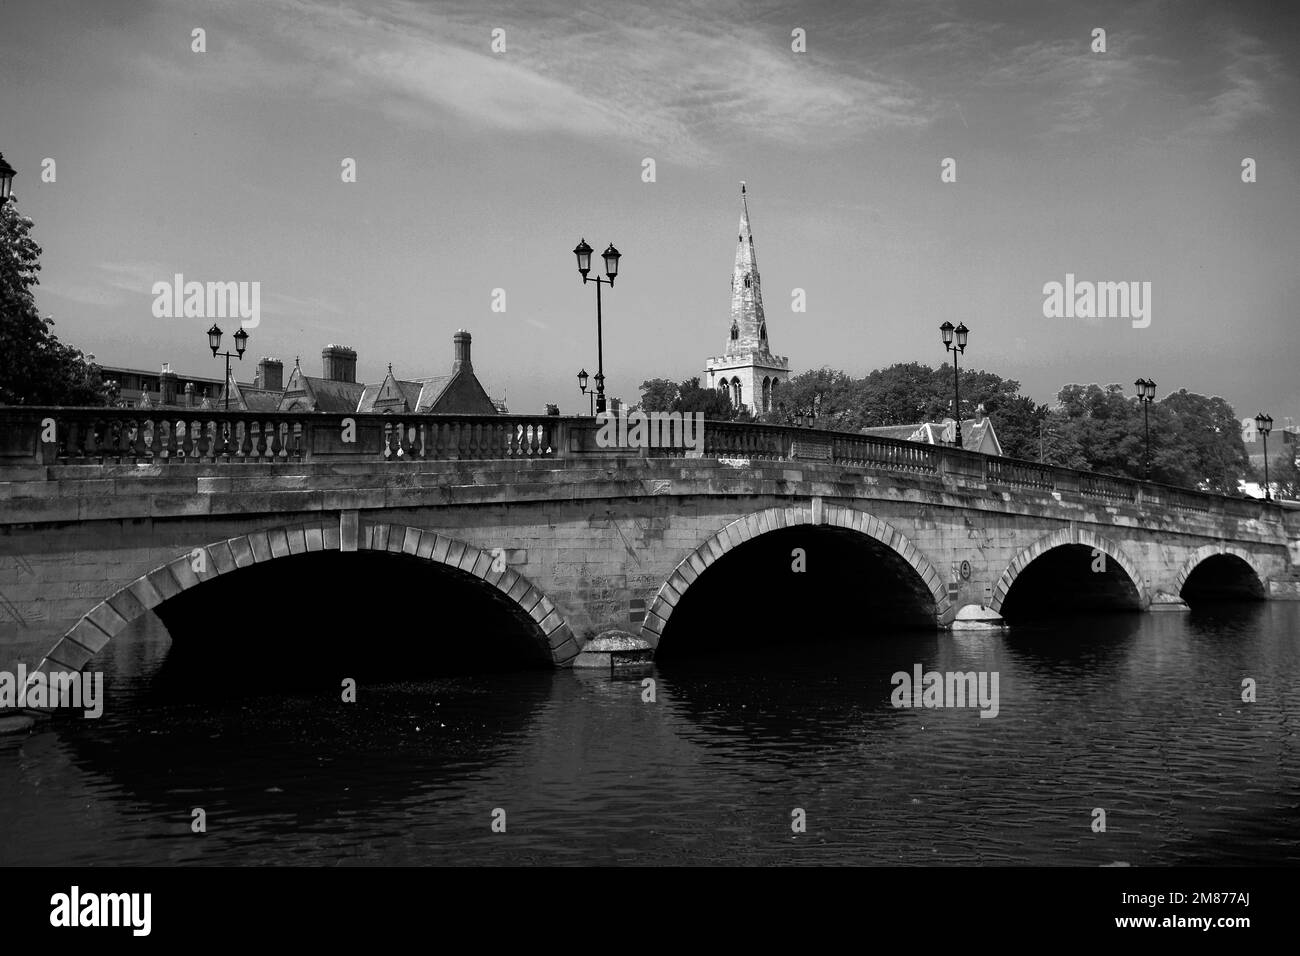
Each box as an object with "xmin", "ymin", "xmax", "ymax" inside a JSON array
[
  {"xmin": 858, "ymin": 424, "xmax": 921, "ymax": 442},
  {"xmin": 220, "ymin": 373, "xmax": 283, "ymax": 412},
  {"xmin": 413, "ymin": 375, "xmax": 452, "ymax": 412},
  {"xmin": 280, "ymin": 365, "xmax": 365, "ymax": 413},
  {"xmin": 860, "ymin": 417, "xmax": 1002, "ymax": 455},
  {"xmin": 356, "ymin": 368, "xmax": 439, "ymax": 413}
]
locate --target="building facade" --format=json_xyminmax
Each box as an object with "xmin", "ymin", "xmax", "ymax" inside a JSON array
[{"xmin": 704, "ymin": 183, "xmax": 789, "ymax": 414}]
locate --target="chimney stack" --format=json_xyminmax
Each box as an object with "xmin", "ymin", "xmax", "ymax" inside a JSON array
[
  {"xmin": 159, "ymin": 363, "xmax": 178, "ymax": 406},
  {"xmin": 184, "ymin": 382, "xmax": 196, "ymax": 408},
  {"xmin": 321, "ymin": 345, "xmax": 357, "ymax": 383},
  {"xmin": 256, "ymin": 357, "xmax": 284, "ymax": 391},
  {"xmin": 452, "ymin": 329, "xmax": 472, "ymax": 374}
]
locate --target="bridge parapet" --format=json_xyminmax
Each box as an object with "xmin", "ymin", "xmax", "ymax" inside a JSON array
[{"xmin": 0, "ymin": 406, "xmax": 1287, "ymax": 527}]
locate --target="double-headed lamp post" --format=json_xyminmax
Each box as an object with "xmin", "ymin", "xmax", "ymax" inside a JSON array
[
  {"xmin": 207, "ymin": 324, "xmax": 249, "ymax": 411},
  {"xmin": 0, "ymin": 153, "xmax": 17, "ymax": 206},
  {"xmin": 1135, "ymin": 377, "xmax": 1156, "ymax": 479},
  {"xmin": 573, "ymin": 238, "xmax": 621, "ymax": 414},
  {"xmin": 577, "ymin": 368, "xmax": 595, "ymax": 415},
  {"xmin": 1256, "ymin": 412, "xmax": 1274, "ymax": 501},
  {"xmin": 939, "ymin": 321, "xmax": 969, "ymax": 448}
]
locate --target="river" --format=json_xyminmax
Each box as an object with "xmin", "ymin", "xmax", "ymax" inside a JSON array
[{"xmin": 1, "ymin": 602, "xmax": 1297, "ymax": 866}]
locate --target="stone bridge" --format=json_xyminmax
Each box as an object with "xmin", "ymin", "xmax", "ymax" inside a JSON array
[{"xmin": 0, "ymin": 407, "xmax": 1296, "ymax": 676}]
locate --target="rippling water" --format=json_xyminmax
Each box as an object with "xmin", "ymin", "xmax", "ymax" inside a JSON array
[{"xmin": 2, "ymin": 603, "xmax": 1297, "ymax": 866}]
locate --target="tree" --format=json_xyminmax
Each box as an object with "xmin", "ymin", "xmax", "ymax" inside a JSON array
[
  {"xmin": 637, "ymin": 378, "xmax": 677, "ymax": 413},
  {"xmin": 1156, "ymin": 389, "xmax": 1251, "ymax": 493},
  {"xmin": 0, "ymin": 195, "xmax": 105, "ymax": 405},
  {"xmin": 674, "ymin": 376, "xmax": 738, "ymax": 419},
  {"xmin": 1265, "ymin": 450, "xmax": 1300, "ymax": 501},
  {"xmin": 1046, "ymin": 383, "xmax": 1252, "ymax": 490},
  {"xmin": 637, "ymin": 376, "xmax": 737, "ymax": 420}
]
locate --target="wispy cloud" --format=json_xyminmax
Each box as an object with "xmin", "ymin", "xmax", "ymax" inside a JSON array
[
  {"xmin": 1186, "ymin": 29, "xmax": 1286, "ymax": 136},
  {"xmin": 135, "ymin": 0, "xmax": 934, "ymax": 164}
]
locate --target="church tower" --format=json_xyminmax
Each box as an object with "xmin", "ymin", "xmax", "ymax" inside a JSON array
[{"xmin": 704, "ymin": 183, "xmax": 789, "ymax": 415}]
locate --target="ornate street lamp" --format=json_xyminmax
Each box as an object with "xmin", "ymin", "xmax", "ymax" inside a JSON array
[
  {"xmin": 577, "ymin": 368, "xmax": 594, "ymax": 416},
  {"xmin": 940, "ymin": 322, "xmax": 969, "ymax": 448},
  {"xmin": 1256, "ymin": 412, "xmax": 1274, "ymax": 501},
  {"xmin": 207, "ymin": 324, "xmax": 249, "ymax": 411},
  {"xmin": 573, "ymin": 237, "xmax": 621, "ymax": 413},
  {"xmin": 0, "ymin": 153, "xmax": 15, "ymax": 206},
  {"xmin": 1135, "ymin": 377, "xmax": 1156, "ymax": 480}
]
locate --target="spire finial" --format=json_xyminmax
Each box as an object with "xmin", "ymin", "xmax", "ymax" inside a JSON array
[
  {"xmin": 740, "ymin": 181, "xmax": 746, "ymax": 194},
  {"xmin": 388, "ymin": 363, "xmax": 393, "ymax": 375}
]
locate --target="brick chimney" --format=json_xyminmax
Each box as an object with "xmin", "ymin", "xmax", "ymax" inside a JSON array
[
  {"xmin": 183, "ymin": 382, "xmax": 196, "ymax": 408},
  {"xmin": 256, "ymin": 357, "xmax": 283, "ymax": 391},
  {"xmin": 321, "ymin": 345, "xmax": 357, "ymax": 383},
  {"xmin": 452, "ymin": 329, "xmax": 472, "ymax": 374},
  {"xmin": 159, "ymin": 362, "xmax": 178, "ymax": 406}
]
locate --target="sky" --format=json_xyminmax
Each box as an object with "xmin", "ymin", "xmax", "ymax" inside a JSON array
[{"xmin": 1, "ymin": 0, "xmax": 1298, "ymax": 422}]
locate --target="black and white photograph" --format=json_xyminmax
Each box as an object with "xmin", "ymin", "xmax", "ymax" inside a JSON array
[{"xmin": 0, "ymin": 0, "xmax": 1297, "ymax": 933}]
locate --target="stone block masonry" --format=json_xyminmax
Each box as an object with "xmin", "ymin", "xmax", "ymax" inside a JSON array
[{"xmin": 0, "ymin": 454, "xmax": 1293, "ymax": 674}]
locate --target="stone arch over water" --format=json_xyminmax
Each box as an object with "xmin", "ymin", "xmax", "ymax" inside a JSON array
[
  {"xmin": 990, "ymin": 527, "xmax": 1148, "ymax": 616},
  {"xmin": 640, "ymin": 503, "xmax": 951, "ymax": 649},
  {"xmin": 31, "ymin": 522, "xmax": 575, "ymax": 683}
]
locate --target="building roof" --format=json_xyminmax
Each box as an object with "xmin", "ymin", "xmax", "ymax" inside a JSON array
[
  {"xmin": 280, "ymin": 365, "xmax": 366, "ymax": 413},
  {"xmin": 355, "ymin": 371, "xmax": 457, "ymax": 413},
  {"xmin": 98, "ymin": 363, "xmax": 239, "ymax": 389},
  {"xmin": 219, "ymin": 373, "xmax": 284, "ymax": 412},
  {"xmin": 413, "ymin": 375, "xmax": 452, "ymax": 412},
  {"xmin": 861, "ymin": 417, "xmax": 1002, "ymax": 455},
  {"xmin": 857, "ymin": 424, "xmax": 920, "ymax": 442}
]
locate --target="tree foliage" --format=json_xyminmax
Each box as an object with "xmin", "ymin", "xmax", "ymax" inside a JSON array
[
  {"xmin": 637, "ymin": 376, "xmax": 738, "ymax": 420},
  {"xmin": 639, "ymin": 359, "xmax": 1256, "ymax": 492},
  {"xmin": 0, "ymin": 197, "xmax": 106, "ymax": 405}
]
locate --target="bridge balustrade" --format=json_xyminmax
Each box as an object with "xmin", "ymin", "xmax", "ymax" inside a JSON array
[{"xmin": 0, "ymin": 407, "xmax": 1285, "ymax": 525}]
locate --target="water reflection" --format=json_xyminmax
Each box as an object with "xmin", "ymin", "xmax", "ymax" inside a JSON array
[{"xmin": 1, "ymin": 603, "xmax": 1297, "ymax": 866}]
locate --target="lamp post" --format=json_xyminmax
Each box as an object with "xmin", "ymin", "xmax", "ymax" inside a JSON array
[
  {"xmin": 573, "ymin": 238, "xmax": 620, "ymax": 414},
  {"xmin": 939, "ymin": 322, "xmax": 969, "ymax": 448},
  {"xmin": 1134, "ymin": 377, "xmax": 1156, "ymax": 479},
  {"xmin": 577, "ymin": 368, "xmax": 594, "ymax": 416},
  {"xmin": 1256, "ymin": 412, "xmax": 1274, "ymax": 501},
  {"xmin": 207, "ymin": 323, "xmax": 248, "ymax": 411},
  {"xmin": 0, "ymin": 153, "xmax": 16, "ymax": 207}
]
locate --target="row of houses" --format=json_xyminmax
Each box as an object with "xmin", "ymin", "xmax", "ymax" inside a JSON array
[{"xmin": 100, "ymin": 331, "xmax": 505, "ymax": 417}]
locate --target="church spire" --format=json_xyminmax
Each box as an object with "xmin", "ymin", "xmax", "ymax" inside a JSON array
[{"xmin": 728, "ymin": 181, "xmax": 768, "ymax": 355}]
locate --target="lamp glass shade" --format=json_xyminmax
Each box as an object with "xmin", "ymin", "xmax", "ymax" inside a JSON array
[
  {"xmin": 207, "ymin": 324, "xmax": 222, "ymax": 355},
  {"xmin": 232, "ymin": 326, "xmax": 249, "ymax": 356},
  {"xmin": 954, "ymin": 323, "xmax": 969, "ymax": 349},
  {"xmin": 573, "ymin": 239, "xmax": 592, "ymax": 276},
  {"xmin": 577, "ymin": 368, "xmax": 588, "ymax": 391},
  {"xmin": 1255, "ymin": 413, "xmax": 1269, "ymax": 434},
  {"xmin": 602, "ymin": 243, "xmax": 620, "ymax": 279},
  {"xmin": 939, "ymin": 321, "xmax": 954, "ymax": 346},
  {"xmin": 1146, "ymin": 379, "xmax": 1157, "ymax": 399}
]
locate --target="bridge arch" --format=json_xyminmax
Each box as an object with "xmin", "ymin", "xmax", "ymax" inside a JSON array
[
  {"xmin": 640, "ymin": 503, "xmax": 951, "ymax": 647},
  {"xmin": 990, "ymin": 527, "xmax": 1148, "ymax": 615},
  {"xmin": 1174, "ymin": 545, "xmax": 1266, "ymax": 602},
  {"xmin": 32, "ymin": 522, "xmax": 575, "ymax": 679}
]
